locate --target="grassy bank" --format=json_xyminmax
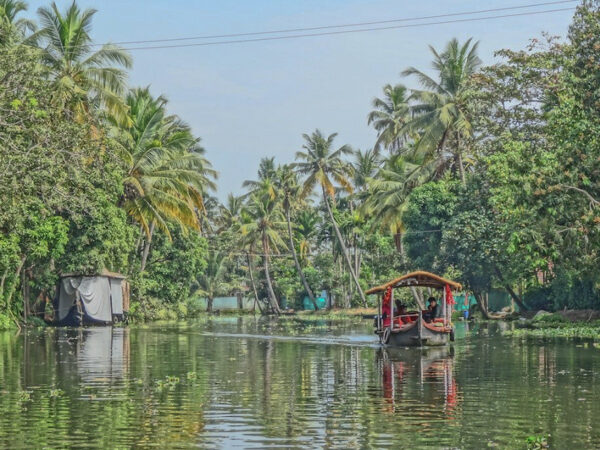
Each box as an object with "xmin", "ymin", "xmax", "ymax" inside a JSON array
[{"xmin": 504, "ymin": 313, "xmax": 600, "ymax": 340}]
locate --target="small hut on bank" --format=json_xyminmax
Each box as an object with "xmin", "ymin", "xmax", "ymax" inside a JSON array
[{"xmin": 54, "ymin": 270, "xmax": 130, "ymax": 325}]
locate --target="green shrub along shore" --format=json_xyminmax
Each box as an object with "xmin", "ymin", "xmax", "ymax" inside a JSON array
[
  {"xmin": 505, "ymin": 314, "xmax": 600, "ymax": 340},
  {"xmin": 2, "ymin": 2, "xmax": 600, "ymax": 330}
]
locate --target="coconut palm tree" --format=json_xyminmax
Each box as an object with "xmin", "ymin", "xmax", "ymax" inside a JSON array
[
  {"xmin": 240, "ymin": 192, "xmax": 287, "ymax": 314},
  {"xmin": 367, "ymin": 84, "xmax": 411, "ymax": 153},
  {"xmin": 114, "ymin": 88, "xmax": 217, "ymax": 270},
  {"xmin": 294, "ymin": 130, "xmax": 367, "ymax": 306},
  {"xmin": 295, "ymin": 209, "xmax": 319, "ymax": 262},
  {"xmin": 352, "ymin": 149, "xmax": 381, "ymax": 193},
  {"xmin": 275, "ymin": 164, "xmax": 318, "ymax": 310},
  {"xmin": 217, "ymin": 193, "xmax": 244, "ymax": 232},
  {"xmin": 242, "ymin": 157, "xmax": 277, "ymax": 200},
  {"xmin": 0, "ymin": 0, "xmax": 35, "ymax": 44},
  {"xmin": 28, "ymin": 1, "xmax": 132, "ymax": 122},
  {"xmin": 194, "ymin": 251, "xmax": 228, "ymax": 312},
  {"xmin": 402, "ymin": 38, "xmax": 481, "ymax": 184},
  {"xmin": 362, "ymin": 154, "xmax": 421, "ymax": 254}
]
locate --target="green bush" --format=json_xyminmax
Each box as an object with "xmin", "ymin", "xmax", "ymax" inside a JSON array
[
  {"xmin": 534, "ymin": 313, "xmax": 566, "ymax": 324},
  {"xmin": 0, "ymin": 313, "xmax": 14, "ymax": 330},
  {"xmin": 26, "ymin": 316, "xmax": 47, "ymax": 328}
]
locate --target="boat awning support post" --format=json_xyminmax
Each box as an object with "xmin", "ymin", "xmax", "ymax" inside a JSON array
[
  {"xmin": 377, "ymin": 294, "xmax": 382, "ymax": 334},
  {"xmin": 442, "ymin": 287, "xmax": 447, "ymax": 324},
  {"xmin": 390, "ymin": 288, "xmax": 394, "ymax": 333}
]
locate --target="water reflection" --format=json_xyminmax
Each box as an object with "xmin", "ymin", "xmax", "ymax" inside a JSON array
[
  {"xmin": 1, "ymin": 319, "xmax": 600, "ymax": 448},
  {"xmin": 76, "ymin": 328, "xmax": 129, "ymax": 383},
  {"xmin": 379, "ymin": 347, "xmax": 458, "ymax": 420}
]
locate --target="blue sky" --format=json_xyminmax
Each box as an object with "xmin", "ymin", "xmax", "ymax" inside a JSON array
[{"xmin": 26, "ymin": 1, "xmax": 575, "ymax": 199}]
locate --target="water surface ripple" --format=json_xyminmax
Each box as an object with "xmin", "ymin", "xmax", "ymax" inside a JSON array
[{"xmin": 0, "ymin": 318, "xmax": 599, "ymax": 448}]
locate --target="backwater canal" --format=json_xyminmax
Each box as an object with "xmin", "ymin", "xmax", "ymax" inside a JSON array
[{"xmin": 0, "ymin": 318, "xmax": 599, "ymax": 448}]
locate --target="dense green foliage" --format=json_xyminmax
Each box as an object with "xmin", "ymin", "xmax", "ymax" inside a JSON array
[{"xmin": 1, "ymin": 1, "xmax": 599, "ymax": 327}]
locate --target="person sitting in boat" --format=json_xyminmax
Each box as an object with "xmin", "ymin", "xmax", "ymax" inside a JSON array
[
  {"xmin": 423, "ymin": 297, "xmax": 439, "ymax": 323},
  {"xmin": 395, "ymin": 303, "xmax": 412, "ymax": 324}
]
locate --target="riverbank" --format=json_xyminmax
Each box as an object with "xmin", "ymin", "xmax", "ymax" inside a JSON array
[{"xmin": 504, "ymin": 313, "xmax": 600, "ymax": 340}]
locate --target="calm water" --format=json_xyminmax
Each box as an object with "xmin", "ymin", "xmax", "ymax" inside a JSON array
[{"xmin": 0, "ymin": 318, "xmax": 599, "ymax": 449}]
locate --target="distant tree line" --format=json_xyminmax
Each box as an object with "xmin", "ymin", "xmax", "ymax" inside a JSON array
[{"xmin": 1, "ymin": 1, "xmax": 599, "ymax": 326}]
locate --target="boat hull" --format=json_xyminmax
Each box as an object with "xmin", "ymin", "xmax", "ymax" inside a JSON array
[{"xmin": 376, "ymin": 319, "xmax": 451, "ymax": 347}]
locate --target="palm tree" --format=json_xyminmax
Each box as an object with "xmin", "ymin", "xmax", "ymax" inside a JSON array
[
  {"xmin": 194, "ymin": 251, "xmax": 228, "ymax": 312},
  {"xmin": 217, "ymin": 193, "xmax": 244, "ymax": 232},
  {"xmin": 402, "ymin": 38, "xmax": 481, "ymax": 184},
  {"xmin": 275, "ymin": 164, "xmax": 318, "ymax": 310},
  {"xmin": 294, "ymin": 130, "xmax": 367, "ymax": 306},
  {"xmin": 241, "ymin": 193, "xmax": 287, "ymax": 314},
  {"xmin": 115, "ymin": 88, "xmax": 217, "ymax": 270},
  {"xmin": 362, "ymin": 154, "xmax": 421, "ymax": 254},
  {"xmin": 367, "ymin": 84, "xmax": 411, "ymax": 153},
  {"xmin": 0, "ymin": 0, "xmax": 35, "ymax": 44},
  {"xmin": 352, "ymin": 149, "xmax": 381, "ymax": 193},
  {"xmin": 242, "ymin": 157, "xmax": 277, "ymax": 200},
  {"xmin": 295, "ymin": 209, "xmax": 319, "ymax": 262},
  {"xmin": 28, "ymin": 1, "xmax": 132, "ymax": 122}
]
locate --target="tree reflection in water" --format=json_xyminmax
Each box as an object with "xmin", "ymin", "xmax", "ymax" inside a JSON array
[{"xmin": 2, "ymin": 319, "xmax": 600, "ymax": 448}]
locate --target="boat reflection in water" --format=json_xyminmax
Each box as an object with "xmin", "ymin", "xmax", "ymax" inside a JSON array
[
  {"xmin": 54, "ymin": 327, "xmax": 130, "ymax": 386},
  {"xmin": 77, "ymin": 328, "xmax": 130, "ymax": 383},
  {"xmin": 377, "ymin": 346, "xmax": 459, "ymax": 421}
]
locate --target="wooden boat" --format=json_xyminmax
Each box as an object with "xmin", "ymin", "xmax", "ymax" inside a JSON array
[{"xmin": 367, "ymin": 271, "xmax": 462, "ymax": 347}]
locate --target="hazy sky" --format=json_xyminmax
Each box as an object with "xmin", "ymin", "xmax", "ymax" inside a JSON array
[{"xmin": 26, "ymin": 1, "xmax": 575, "ymax": 200}]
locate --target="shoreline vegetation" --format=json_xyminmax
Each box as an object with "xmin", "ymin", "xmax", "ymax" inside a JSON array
[
  {"xmin": 505, "ymin": 312, "xmax": 600, "ymax": 340},
  {"xmin": 1, "ymin": 1, "xmax": 600, "ymax": 330}
]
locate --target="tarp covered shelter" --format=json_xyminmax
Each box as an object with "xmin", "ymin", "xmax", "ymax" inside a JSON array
[{"xmin": 55, "ymin": 270, "xmax": 129, "ymax": 325}]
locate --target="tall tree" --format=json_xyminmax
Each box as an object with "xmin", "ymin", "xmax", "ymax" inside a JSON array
[
  {"xmin": 403, "ymin": 38, "xmax": 481, "ymax": 183},
  {"xmin": 194, "ymin": 251, "xmax": 228, "ymax": 312},
  {"xmin": 114, "ymin": 88, "xmax": 216, "ymax": 270},
  {"xmin": 352, "ymin": 149, "xmax": 381, "ymax": 192},
  {"xmin": 242, "ymin": 157, "xmax": 277, "ymax": 200},
  {"xmin": 241, "ymin": 193, "xmax": 287, "ymax": 314},
  {"xmin": 295, "ymin": 209, "xmax": 319, "ymax": 263},
  {"xmin": 0, "ymin": 0, "xmax": 35, "ymax": 44},
  {"xmin": 363, "ymin": 154, "xmax": 420, "ymax": 254},
  {"xmin": 294, "ymin": 130, "xmax": 367, "ymax": 306},
  {"xmin": 367, "ymin": 84, "xmax": 411, "ymax": 153},
  {"xmin": 28, "ymin": 1, "xmax": 132, "ymax": 122},
  {"xmin": 275, "ymin": 164, "xmax": 318, "ymax": 310}
]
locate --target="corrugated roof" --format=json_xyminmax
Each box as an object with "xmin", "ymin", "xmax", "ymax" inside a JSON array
[{"xmin": 366, "ymin": 271, "xmax": 462, "ymax": 294}]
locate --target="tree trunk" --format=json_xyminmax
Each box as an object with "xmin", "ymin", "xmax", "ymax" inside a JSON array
[
  {"xmin": 473, "ymin": 291, "xmax": 502, "ymax": 320},
  {"xmin": 493, "ymin": 266, "xmax": 528, "ymax": 312},
  {"xmin": 247, "ymin": 252, "xmax": 264, "ymax": 314},
  {"xmin": 457, "ymin": 151, "xmax": 466, "ymax": 185},
  {"xmin": 393, "ymin": 232, "xmax": 405, "ymax": 256},
  {"xmin": 206, "ymin": 296, "xmax": 213, "ymax": 312},
  {"xmin": 5, "ymin": 255, "xmax": 26, "ymax": 312},
  {"xmin": 22, "ymin": 269, "xmax": 30, "ymax": 322},
  {"xmin": 456, "ymin": 131, "xmax": 466, "ymax": 185},
  {"xmin": 237, "ymin": 292, "xmax": 243, "ymax": 310},
  {"xmin": 410, "ymin": 286, "xmax": 425, "ymax": 310},
  {"xmin": 262, "ymin": 235, "xmax": 281, "ymax": 314},
  {"xmin": 322, "ymin": 189, "xmax": 367, "ymax": 306},
  {"xmin": 140, "ymin": 222, "xmax": 156, "ymax": 272},
  {"xmin": 285, "ymin": 206, "xmax": 317, "ymax": 310}
]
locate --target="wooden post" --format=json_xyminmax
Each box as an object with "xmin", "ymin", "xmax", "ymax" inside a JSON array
[
  {"xmin": 390, "ymin": 289, "xmax": 394, "ymax": 332},
  {"xmin": 418, "ymin": 310, "xmax": 423, "ymax": 345},
  {"xmin": 442, "ymin": 287, "xmax": 447, "ymax": 324},
  {"xmin": 377, "ymin": 294, "xmax": 382, "ymax": 332}
]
